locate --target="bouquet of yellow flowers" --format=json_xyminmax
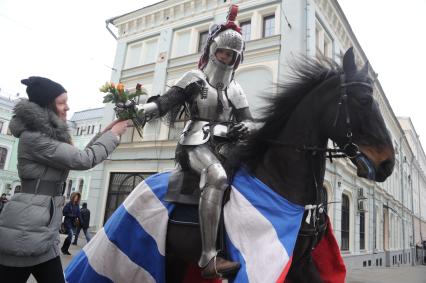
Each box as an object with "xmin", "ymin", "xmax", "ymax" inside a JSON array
[{"xmin": 99, "ymin": 82, "xmax": 148, "ymax": 137}]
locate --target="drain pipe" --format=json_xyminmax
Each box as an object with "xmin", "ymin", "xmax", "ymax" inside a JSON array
[
  {"xmin": 106, "ymin": 18, "xmax": 118, "ymax": 40},
  {"xmin": 399, "ymin": 136, "xmax": 406, "ymax": 264},
  {"xmin": 409, "ymin": 156, "xmax": 415, "ymax": 265}
]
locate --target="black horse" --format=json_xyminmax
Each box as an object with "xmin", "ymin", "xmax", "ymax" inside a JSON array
[{"xmin": 165, "ymin": 48, "xmax": 395, "ymax": 282}]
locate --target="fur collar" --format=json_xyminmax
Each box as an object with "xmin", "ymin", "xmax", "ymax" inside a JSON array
[{"xmin": 9, "ymin": 99, "xmax": 71, "ymax": 143}]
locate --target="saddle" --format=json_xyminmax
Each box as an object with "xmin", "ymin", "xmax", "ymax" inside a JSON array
[{"xmin": 164, "ymin": 165, "xmax": 201, "ymax": 206}]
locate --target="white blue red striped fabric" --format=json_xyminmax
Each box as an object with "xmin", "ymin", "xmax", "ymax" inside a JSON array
[{"xmin": 64, "ymin": 169, "xmax": 304, "ymax": 283}]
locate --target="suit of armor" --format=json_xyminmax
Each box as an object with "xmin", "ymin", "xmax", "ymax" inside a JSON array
[{"xmin": 136, "ymin": 8, "xmax": 256, "ymax": 278}]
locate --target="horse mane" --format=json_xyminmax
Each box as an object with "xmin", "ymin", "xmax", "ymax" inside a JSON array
[{"xmin": 226, "ymin": 56, "xmax": 343, "ymax": 173}]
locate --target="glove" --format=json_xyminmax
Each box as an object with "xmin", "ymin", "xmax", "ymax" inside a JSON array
[
  {"xmin": 114, "ymin": 100, "xmax": 137, "ymax": 120},
  {"xmin": 227, "ymin": 121, "xmax": 256, "ymax": 140},
  {"xmin": 136, "ymin": 102, "xmax": 160, "ymax": 122}
]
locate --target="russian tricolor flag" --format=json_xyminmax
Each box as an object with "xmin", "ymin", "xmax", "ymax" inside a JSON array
[{"xmin": 64, "ymin": 169, "xmax": 305, "ymax": 283}]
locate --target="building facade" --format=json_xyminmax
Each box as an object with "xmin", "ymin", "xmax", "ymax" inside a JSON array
[
  {"xmin": 0, "ymin": 95, "xmax": 20, "ymax": 196},
  {"xmin": 65, "ymin": 107, "xmax": 105, "ymax": 221},
  {"xmin": 66, "ymin": 0, "xmax": 426, "ymax": 269}
]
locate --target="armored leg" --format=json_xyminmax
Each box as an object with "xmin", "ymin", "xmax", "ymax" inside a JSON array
[
  {"xmin": 198, "ymin": 162, "xmax": 228, "ymax": 267},
  {"xmin": 187, "ymin": 145, "xmax": 240, "ymax": 278}
]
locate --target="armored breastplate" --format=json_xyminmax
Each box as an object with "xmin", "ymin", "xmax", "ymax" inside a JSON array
[
  {"xmin": 179, "ymin": 79, "xmax": 239, "ymax": 146},
  {"xmin": 194, "ymin": 80, "xmax": 233, "ymax": 122}
]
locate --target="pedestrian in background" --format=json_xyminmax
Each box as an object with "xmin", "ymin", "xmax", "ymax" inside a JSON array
[
  {"xmin": 62, "ymin": 192, "xmax": 81, "ymax": 254},
  {"xmin": 0, "ymin": 193, "xmax": 8, "ymax": 214},
  {"xmin": 73, "ymin": 202, "xmax": 91, "ymax": 245},
  {"xmin": 0, "ymin": 76, "xmax": 129, "ymax": 283}
]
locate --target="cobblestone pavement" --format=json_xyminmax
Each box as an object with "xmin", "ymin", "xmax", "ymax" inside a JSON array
[
  {"xmin": 27, "ymin": 237, "xmax": 426, "ymax": 283},
  {"xmin": 347, "ymin": 265, "xmax": 426, "ymax": 283}
]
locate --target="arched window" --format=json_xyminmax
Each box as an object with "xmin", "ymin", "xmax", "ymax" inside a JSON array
[
  {"xmin": 66, "ymin": 180, "xmax": 73, "ymax": 197},
  {"xmin": 78, "ymin": 179, "xmax": 84, "ymax": 194},
  {"xmin": 321, "ymin": 186, "xmax": 328, "ymax": 213},
  {"xmin": 104, "ymin": 172, "xmax": 153, "ymax": 223},
  {"xmin": 0, "ymin": 147, "xmax": 8, "ymax": 169},
  {"xmin": 341, "ymin": 194, "xmax": 350, "ymax": 251},
  {"xmin": 360, "ymin": 211, "xmax": 365, "ymax": 250}
]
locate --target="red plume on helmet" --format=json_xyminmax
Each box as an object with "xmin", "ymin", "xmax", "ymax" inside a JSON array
[{"xmin": 198, "ymin": 5, "xmax": 244, "ymax": 70}]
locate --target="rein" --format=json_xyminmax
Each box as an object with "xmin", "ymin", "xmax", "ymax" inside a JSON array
[
  {"xmin": 263, "ymin": 73, "xmax": 373, "ymax": 238},
  {"xmin": 264, "ymin": 73, "xmax": 373, "ymax": 161}
]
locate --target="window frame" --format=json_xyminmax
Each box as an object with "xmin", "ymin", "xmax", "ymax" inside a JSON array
[
  {"xmin": 341, "ymin": 194, "xmax": 350, "ymax": 251},
  {"xmin": 359, "ymin": 211, "xmax": 366, "ymax": 250},
  {"xmin": 0, "ymin": 147, "xmax": 7, "ymax": 170},
  {"xmin": 198, "ymin": 30, "xmax": 209, "ymax": 53},
  {"xmin": 262, "ymin": 14, "xmax": 275, "ymax": 38},
  {"xmin": 240, "ymin": 20, "xmax": 252, "ymax": 41}
]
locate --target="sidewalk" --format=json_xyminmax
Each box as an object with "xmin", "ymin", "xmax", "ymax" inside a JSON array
[
  {"xmin": 347, "ymin": 265, "xmax": 426, "ymax": 283},
  {"xmin": 28, "ymin": 239, "xmax": 426, "ymax": 283}
]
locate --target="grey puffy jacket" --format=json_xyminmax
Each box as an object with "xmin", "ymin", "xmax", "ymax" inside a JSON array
[{"xmin": 0, "ymin": 100, "xmax": 119, "ymax": 267}]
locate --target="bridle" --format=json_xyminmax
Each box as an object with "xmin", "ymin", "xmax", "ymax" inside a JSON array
[
  {"xmin": 265, "ymin": 73, "xmax": 373, "ymax": 161},
  {"xmin": 264, "ymin": 72, "xmax": 374, "ymax": 237},
  {"xmin": 332, "ymin": 74, "xmax": 373, "ymax": 159}
]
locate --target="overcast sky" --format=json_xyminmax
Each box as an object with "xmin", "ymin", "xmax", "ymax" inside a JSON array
[{"xmin": 1, "ymin": 0, "xmax": 425, "ymax": 142}]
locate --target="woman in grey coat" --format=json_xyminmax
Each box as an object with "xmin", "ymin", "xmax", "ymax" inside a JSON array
[{"xmin": 0, "ymin": 76, "xmax": 128, "ymax": 283}]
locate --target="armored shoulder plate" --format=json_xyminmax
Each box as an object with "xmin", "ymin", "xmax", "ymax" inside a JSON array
[
  {"xmin": 174, "ymin": 70, "xmax": 206, "ymax": 89},
  {"xmin": 227, "ymin": 80, "xmax": 249, "ymax": 109}
]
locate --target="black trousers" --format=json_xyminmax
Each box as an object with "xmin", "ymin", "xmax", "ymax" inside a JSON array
[{"xmin": 0, "ymin": 256, "xmax": 65, "ymax": 283}]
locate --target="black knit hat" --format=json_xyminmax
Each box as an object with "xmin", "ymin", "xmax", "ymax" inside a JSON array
[{"xmin": 21, "ymin": 76, "xmax": 66, "ymax": 107}]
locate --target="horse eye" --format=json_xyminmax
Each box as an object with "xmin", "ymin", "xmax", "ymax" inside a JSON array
[{"xmin": 357, "ymin": 95, "xmax": 372, "ymax": 106}]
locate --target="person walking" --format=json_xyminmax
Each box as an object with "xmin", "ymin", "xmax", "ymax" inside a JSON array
[
  {"xmin": 0, "ymin": 76, "xmax": 128, "ymax": 283},
  {"xmin": 72, "ymin": 202, "xmax": 91, "ymax": 245},
  {"xmin": 61, "ymin": 192, "xmax": 81, "ymax": 254},
  {"xmin": 0, "ymin": 193, "xmax": 8, "ymax": 214}
]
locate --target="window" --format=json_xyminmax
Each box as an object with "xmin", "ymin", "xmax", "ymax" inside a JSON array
[
  {"xmin": 198, "ymin": 31, "xmax": 209, "ymax": 52},
  {"xmin": 66, "ymin": 180, "xmax": 72, "ymax": 197},
  {"xmin": 321, "ymin": 186, "xmax": 328, "ymax": 213},
  {"xmin": 125, "ymin": 42, "xmax": 143, "ymax": 68},
  {"xmin": 91, "ymin": 125, "xmax": 95, "ymax": 134},
  {"xmin": 142, "ymin": 38, "xmax": 159, "ymax": 65},
  {"xmin": 173, "ymin": 30, "xmax": 191, "ymax": 57},
  {"xmin": 315, "ymin": 20, "xmax": 333, "ymax": 58},
  {"xmin": 263, "ymin": 15, "xmax": 275, "ymax": 37},
  {"xmin": 0, "ymin": 147, "xmax": 7, "ymax": 169},
  {"xmin": 0, "ymin": 120, "xmax": 4, "ymax": 133},
  {"xmin": 240, "ymin": 20, "xmax": 251, "ymax": 41},
  {"xmin": 341, "ymin": 194, "xmax": 350, "ymax": 251},
  {"xmin": 104, "ymin": 172, "xmax": 153, "ymax": 223},
  {"xmin": 76, "ymin": 127, "xmax": 80, "ymax": 136},
  {"xmin": 360, "ymin": 211, "xmax": 365, "ymax": 250},
  {"xmin": 78, "ymin": 179, "xmax": 84, "ymax": 194}
]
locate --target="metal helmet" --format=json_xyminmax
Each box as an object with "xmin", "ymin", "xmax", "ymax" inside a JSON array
[
  {"xmin": 202, "ymin": 28, "xmax": 244, "ymax": 90},
  {"xmin": 199, "ymin": 5, "xmax": 245, "ymax": 90}
]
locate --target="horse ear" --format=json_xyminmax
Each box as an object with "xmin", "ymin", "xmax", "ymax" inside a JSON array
[
  {"xmin": 342, "ymin": 47, "xmax": 357, "ymax": 76},
  {"xmin": 359, "ymin": 61, "xmax": 369, "ymax": 77}
]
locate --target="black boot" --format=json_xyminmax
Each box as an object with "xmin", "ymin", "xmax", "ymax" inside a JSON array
[{"xmin": 61, "ymin": 238, "xmax": 72, "ymax": 255}]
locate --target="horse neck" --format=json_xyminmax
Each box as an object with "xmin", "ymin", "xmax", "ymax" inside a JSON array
[{"xmin": 254, "ymin": 92, "xmax": 330, "ymax": 206}]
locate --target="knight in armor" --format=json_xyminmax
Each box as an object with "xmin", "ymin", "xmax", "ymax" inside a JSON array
[{"xmin": 133, "ymin": 6, "xmax": 256, "ymax": 279}]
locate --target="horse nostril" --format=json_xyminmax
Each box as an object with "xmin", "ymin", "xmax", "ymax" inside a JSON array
[{"xmin": 379, "ymin": 159, "xmax": 395, "ymax": 175}]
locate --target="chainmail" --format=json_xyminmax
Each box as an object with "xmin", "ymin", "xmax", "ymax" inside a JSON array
[{"xmin": 154, "ymin": 86, "xmax": 188, "ymax": 127}]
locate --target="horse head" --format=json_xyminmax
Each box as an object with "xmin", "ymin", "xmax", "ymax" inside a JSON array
[
  {"xmin": 229, "ymin": 47, "xmax": 395, "ymax": 205},
  {"xmin": 324, "ymin": 47, "xmax": 395, "ymax": 182}
]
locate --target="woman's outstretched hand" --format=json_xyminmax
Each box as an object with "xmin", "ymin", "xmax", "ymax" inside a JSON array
[{"xmin": 110, "ymin": 120, "xmax": 129, "ymax": 137}]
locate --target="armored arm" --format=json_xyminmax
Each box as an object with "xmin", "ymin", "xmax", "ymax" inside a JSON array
[
  {"xmin": 228, "ymin": 107, "xmax": 261, "ymax": 139},
  {"xmin": 136, "ymin": 86, "xmax": 186, "ymax": 122}
]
